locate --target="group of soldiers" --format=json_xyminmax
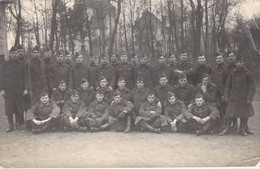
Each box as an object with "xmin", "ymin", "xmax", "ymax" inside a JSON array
[{"xmin": 0, "ymin": 44, "xmax": 256, "ymax": 136}]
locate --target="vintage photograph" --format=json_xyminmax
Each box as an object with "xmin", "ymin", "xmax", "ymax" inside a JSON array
[{"xmin": 0, "ymin": 0, "xmax": 260, "ymax": 167}]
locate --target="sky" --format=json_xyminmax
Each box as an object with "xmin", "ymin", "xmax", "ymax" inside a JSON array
[{"xmin": 6, "ymin": 0, "xmax": 260, "ymax": 50}]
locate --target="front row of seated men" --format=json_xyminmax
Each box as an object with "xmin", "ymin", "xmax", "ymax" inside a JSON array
[{"xmin": 25, "ymin": 74, "xmax": 221, "ymax": 136}]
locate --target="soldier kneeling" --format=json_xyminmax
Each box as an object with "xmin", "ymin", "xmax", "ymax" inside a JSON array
[
  {"xmin": 134, "ymin": 91, "xmax": 163, "ymax": 134},
  {"xmin": 185, "ymin": 93, "xmax": 219, "ymax": 136},
  {"xmin": 107, "ymin": 91, "xmax": 134, "ymax": 132},
  {"xmin": 61, "ymin": 89, "xmax": 88, "ymax": 132},
  {"xmin": 25, "ymin": 91, "xmax": 60, "ymax": 134}
]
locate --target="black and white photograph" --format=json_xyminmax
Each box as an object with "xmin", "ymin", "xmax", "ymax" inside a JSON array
[{"xmin": 0, "ymin": 0, "xmax": 260, "ymax": 167}]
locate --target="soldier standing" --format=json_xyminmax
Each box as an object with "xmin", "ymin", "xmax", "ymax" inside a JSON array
[{"xmin": 194, "ymin": 54, "xmax": 212, "ymax": 86}]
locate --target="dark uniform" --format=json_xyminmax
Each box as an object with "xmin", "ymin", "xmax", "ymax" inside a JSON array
[
  {"xmin": 51, "ymin": 88, "xmax": 72, "ymax": 113},
  {"xmin": 151, "ymin": 64, "xmax": 171, "ymax": 87},
  {"xmin": 194, "ymin": 64, "xmax": 212, "ymax": 86},
  {"xmin": 72, "ymin": 63, "xmax": 91, "ymax": 90},
  {"xmin": 98, "ymin": 86, "xmax": 114, "ymax": 104},
  {"xmin": 176, "ymin": 60, "xmax": 196, "ymax": 85},
  {"xmin": 108, "ymin": 99, "xmax": 134, "ymax": 132},
  {"xmin": 88, "ymin": 61, "xmax": 98, "ymax": 89},
  {"xmin": 114, "ymin": 87, "xmax": 131, "ymax": 101},
  {"xmin": 78, "ymin": 87, "xmax": 95, "ymax": 107},
  {"xmin": 173, "ymin": 83, "xmax": 196, "ymax": 107},
  {"xmin": 154, "ymin": 84, "xmax": 174, "ymax": 105},
  {"xmin": 196, "ymin": 83, "xmax": 217, "ymax": 104},
  {"xmin": 134, "ymin": 63, "xmax": 153, "ymax": 89},
  {"xmin": 129, "ymin": 87, "xmax": 150, "ymax": 115},
  {"xmin": 97, "ymin": 64, "xmax": 116, "ymax": 89},
  {"xmin": 26, "ymin": 101, "xmax": 60, "ymax": 133},
  {"xmin": 116, "ymin": 63, "xmax": 135, "ymax": 90}
]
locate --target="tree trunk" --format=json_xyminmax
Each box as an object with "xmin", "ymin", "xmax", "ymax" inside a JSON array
[
  {"xmin": 83, "ymin": 1, "xmax": 93, "ymax": 53},
  {"xmin": 180, "ymin": 0, "xmax": 184, "ymax": 50},
  {"xmin": 205, "ymin": 0, "xmax": 208, "ymax": 57},
  {"xmin": 108, "ymin": 0, "xmax": 122, "ymax": 57},
  {"xmin": 49, "ymin": 0, "xmax": 59, "ymax": 53},
  {"xmin": 123, "ymin": 12, "xmax": 129, "ymax": 55}
]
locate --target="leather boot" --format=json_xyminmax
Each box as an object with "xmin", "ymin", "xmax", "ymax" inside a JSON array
[
  {"xmin": 140, "ymin": 121, "xmax": 161, "ymax": 134},
  {"xmin": 124, "ymin": 116, "xmax": 131, "ymax": 133},
  {"xmin": 6, "ymin": 115, "xmax": 14, "ymax": 132},
  {"xmin": 239, "ymin": 118, "xmax": 247, "ymax": 136},
  {"xmin": 244, "ymin": 118, "xmax": 254, "ymax": 135},
  {"xmin": 219, "ymin": 117, "xmax": 231, "ymax": 136}
]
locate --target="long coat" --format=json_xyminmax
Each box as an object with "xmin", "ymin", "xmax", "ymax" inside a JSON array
[
  {"xmin": 72, "ymin": 63, "xmax": 91, "ymax": 90},
  {"xmin": 129, "ymin": 87, "xmax": 150, "ymax": 112},
  {"xmin": 210, "ymin": 63, "xmax": 227, "ymax": 96},
  {"xmin": 151, "ymin": 64, "xmax": 172, "ymax": 87},
  {"xmin": 176, "ymin": 60, "xmax": 196, "ymax": 85},
  {"xmin": 164, "ymin": 100, "xmax": 187, "ymax": 123},
  {"xmin": 154, "ymin": 84, "xmax": 174, "ymax": 105},
  {"xmin": 49, "ymin": 62, "xmax": 73, "ymax": 89},
  {"xmin": 134, "ymin": 63, "xmax": 153, "ymax": 89},
  {"xmin": 78, "ymin": 87, "xmax": 95, "ymax": 107},
  {"xmin": 224, "ymin": 67, "xmax": 256, "ymax": 118},
  {"xmin": 51, "ymin": 88, "xmax": 72, "ymax": 111},
  {"xmin": 97, "ymin": 64, "xmax": 116, "ymax": 89},
  {"xmin": 194, "ymin": 64, "xmax": 212, "ymax": 85},
  {"xmin": 86, "ymin": 100, "xmax": 109, "ymax": 127},
  {"xmin": 116, "ymin": 63, "xmax": 135, "ymax": 90},
  {"xmin": 63, "ymin": 100, "xmax": 86, "ymax": 119},
  {"xmin": 88, "ymin": 62, "xmax": 98, "ymax": 89}
]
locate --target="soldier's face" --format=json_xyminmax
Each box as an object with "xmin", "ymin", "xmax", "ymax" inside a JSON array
[
  {"xmin": 81, "ymin": 82, "xmax": 89, "ymax": 90},
  {"xmin": 180, "ymin": 53, "xmax": 188, "ymax": 61},
  {"xmin": 110, "ymin": 55, "xmax": 117, "ymax": 61},
  {"xmin": 168, "ymin": 96, "xmax": 176, "ymax": 104},
  {"xmin": 65, "ymin": 55, "xmax": 71, "ymax": 61},
  {"xmin": 100, "ymin": 79, "xmax": 108, "ymax": 88},
  {"xmin": 140, "ymin": 57, "xmax": 148, "ymax": 64},
  {"xmin": 120, "ymin": 55, "xmax": 128, "ymax": 63},
  {"xmin": 44, "ymin": 51, "xmax": 51, "ymax": 59},
  {"xmin": 159, "ymin": 77, "xmax": 168, "ymax": 86},
  {"xmin": 133, "ymin": 56, "xmax": 138, "ymax": 62},
  {"xmin": 216, "ymin": 55, "xmax": 224, "ymax": 64},
  {"xmin": 114, "ymin": 95, "xmax": 122, "ymax": 103},
  {"xmin": 137, "ymin": 81, "xmax": 144, "ymax": 88},
  {"xmin": 18, "ymin": 49, "xmax": 23, "ymax": 57},
  {"xmin": 58, "ymin": 83, "xmax": 67, "ymax": 91},
  {"xmin": 202, "ymin": 77, "xmax": 209, "ymax": 85},
  {"xmin": 198, "ymin": 56, "xmax": 206, "ymax": 65},
  {"xmin": 76, "ymin": 55, "xmax": 83, "ymax": 63},
  {"xmin": 40, "ymin": 95, "xmax": 50, "ymax": 104},
  {"xmin": 169, "ymin": 55, "xmax": 176, "ymax": 63},
  {"xmin": 9, "ymin": 52, "xmax": 15, "ymax": 59},
  {"xmin": 235, "ymin": 60, "xmax": 244, "ymax": 69},
  {"xmin": 96, "ymin": 94, "xmax": 104, "ymax": 101},
  {"xmin": 147, "ymin": 95, "xmax": 155, "ymax": 103},
  {"xmin": 158, "ymin": 56, "xmax": 166, "ymax": 64},
  {"xmin": 228, "ymin": 53, "xmax": 236, "ymax": 62},
  {"xmin": 71, "ymin": 95, "xmax": 79, "ymax": 103},
  {"xmin": 195, "ymin": 97, "xmax": 204, "ymax": 107},
  {"xmin": 33, "ymin": 50, "xmax": 40, "ymax": 58},
  {"xmin": 14, "ymin": 51, "xmax": 19, "ymax": 59},
  {"xmin": 178, "ymin": 78, "xmax": 187, "ymax": 87},
  {"xmin": 118, "ymin": 80, "xmax": 126, "ymax": 89},
  {"xmin": 56, "ymin": 55, "xmax": 64, "ymax": 62},
  {"xmin": 101, "ymin": 57, "xmax": 108, "ymax": 64}
]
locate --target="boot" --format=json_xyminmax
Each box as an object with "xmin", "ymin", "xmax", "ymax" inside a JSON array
[
  {"xmin": 231, "ymin": 118, "xmax": 238, "ymax": 131},
  {"xmin": 124, "ymin": 116, "xmax": 131, "ymax": 133},
  {"xmin": 239, "ymin": 118, "xmax": 247, "ymax": 136},
  {"xmin": 244, "ymin": 118, "xmax": 254, "ymax": 135},
  {"xmin": 140, "ymin": 121, "xmax": 161, "ymax": 134},
  {"xmin": 219, "ymin": 117, "xmax": 231, "ymax": 136},
  {"xmin": 6, "ymin": 115, "xmax": 14, "ymax": 132}
]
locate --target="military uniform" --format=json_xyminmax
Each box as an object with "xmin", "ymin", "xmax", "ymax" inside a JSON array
[
  {"xmin": 49, "ymin": 62, "xmax": 73, "ymax": 90},
  {"xmin": 168, "ymin": 63, "xmax": 180, "ymax": 86},
  {"xmin": 108, "ymin": 99, "xmax": 134, "ymax": 132},
  {"xmin": 173, "ymin": 83, "xmax": 196, "ymax": 107},
  {"xmin": 194, "ymin": 64, "xmax": 212, "ymax": 85},
  {"xmin": 26, "ymin": 101, "xmax": 60, "ymax": 133},
  {"xmin": 72, "ymin": 63, "xmax": 91, "ymax": 90},
  {"xmin": 114, "ymin": 87, "xmax": 131, "ymax": 101},
  {"xmin": 78, "ymin": 87, "xmax": 95, "ymax": 107},
  {"xmin": 51, "ymin": 88, "xmax": 72, "ymax": 113},
  {"xmin": 176, "ymin": 60, "xmax": 196, "ymax": 85},
  {"xmin": 151, "ymin": 64, "xmax": 172, "ymax": 87},
  {"xmin": 134, "ymin": 63, "xmax": 153, "ymax": 89},
  {"xmin": 97, "ymin": 64, "xmax": 116, "ymax": 89},
  {"xmin": 196, "ymin": 83, "xmax": 217, "ymax": 104},
  {"xmin": 154, "ymin": 84, "xmax": 174, "ymax": 105},
  {"xmin": 88, "ymin": 62, "xmax": 98, "ymax": 89},
  {"xmin": 129, "ymin": 87, "xmax": 150, "ymax": 114},
  {"xmin": 116, "ymin": 63, "xmax": 135, "ymax": 90}
]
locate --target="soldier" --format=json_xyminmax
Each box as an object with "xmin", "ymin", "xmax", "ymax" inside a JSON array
[
  {"xmin": 51, "ymin": 80, "xmax": 71, "ymax": 113},
  {"xmin": 195, "ymin": 73, "xmax": 217, "ymax": 105},
  {"xmin": 25, "ymin": 91, "xmax": 60, "ymax": 134},
  {"xmin": 43, "ymin": 47, "xmax": 53, "ymax": 96},
  {"xmin": 176, "ymin": 52, "xmax": 196, "ymax": 85},
  {"xmin": 84, "ymin": 90, "xmax": 110, "ymax": 132},
  {"xmin": 64, "ymin": 50, "xmax": 74, "ymax": 68},
  {"xmin": 114, "ymin": 77, "xmax": 131, "ymax": 101},
  {"xmin": 210, "ymin": 52, "xmax": 227, "ymax": 119},
  {"xmin": 49, "ymin": 51, "xmax": 72, "ymax": 91},
  {"xmin": 168, "ymin": 54, "xmax": 179, "ymax": 86},
  {"xmin": 97, "ymin": 76, "xmax": 114, "ymax": 104},
  {"xmin": 110, "ymin": 53, "xmax": 120, "ymax": 75},
  {"xmin": 173, "ymin": 74, "xmax": 196, "ymax": 107},
  {"xmin": 151, "ymin": 55, "xmax": 172, "ymax": 87},
  {"xmin": 185, "ymin": 93, "xmax": 219, "ymax": 136},
  {"xmin": 61, "ymin": 89, "xmax": 88, "ymax": 132},
  {"xmin": 78, "ymin": 78, "xmax": 95, "ymax": 107},
  {"xmin": 116, "ymin": 52, "xmax": 135, "ymax": 90},
  {"xmin": 107, "ymin": 91, "xmax": 134, "ymax": 132},
  {"xmin": 134, "ymin": 90, "xmax": 162, "ymax": 133},
  {"xmin": 194, "ymin": 54, "xmax": 212, "ymax": 86},
  {"xmin": 1, "ymin": 46, "xmax": 27, "ymax": 132},
  {"xmin": 131, "ymin": 53, "xmax": 139, "ymax": 68},
  {"xmin": 72, "ymin": 52, "xmax": 91, "ymax": 90},
  {"xmin": 160, "ymin": 92, "xmax": 188, "ymax": 133},
  {"xmin": 88, "ymin": 53, "xmax": 98, "ymax": 89},
  {"xmin": 96, "ymin": 55, "xmax": 116, "ymax": 90},
  {"xmin": 154, "ymin": 73, "xmax": 174, "ymax": 105},
  {"xmin": 16, "ymin": 44, "xmax": 27, "ymax": 63},
  {"xmin": 134, "ymin": 54, "xmax": 153, "ymax": 89},
  {"xmin": 219, "ymin": 58, "xmax": 256, "ymax": 136}
]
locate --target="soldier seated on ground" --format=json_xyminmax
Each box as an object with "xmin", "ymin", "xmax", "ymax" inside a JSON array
[
  {"xmin": 134, "ymin": 91, "xmax": 163, "ymax": 134},
  {"xmin": 51, "ymin": 80, "xmax": 72, "ymax": 114},
  {"xmin": 185, "ymin": 93, "xmax": 219, "ymax": 136},
  {"xmin": 78, "ymin": 78, "xmax": 95, "ymax": 107},
  {"xmin": 97, "ymin": 76, "xmax": 114, "ymax": 104},
  {"xmin": 160, "ymin": 92, "xmax": 188, "ymax": 133},
  {"xmin": 61, "ymin": 90, "xmax": 88, "ymax": 132},
  {"xmin": 107, "ymin": 91, "xmax": 134, "ymax": 132},
  {"xmin": 25, "ymin": 91, "xmax": 60, "ymax": 134},
  {"xmin": 83, "ymin": 90, "xmax": 110, "ymax": 132}
]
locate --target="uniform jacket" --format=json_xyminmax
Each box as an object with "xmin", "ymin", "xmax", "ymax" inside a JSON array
[
  {"xmin": 185, "ymin": 102, "xmax": 219, "ymax": 119},
  {"xmin": 129, "ymin": 87, "xmax": 150, "ymax": 111},
  {"xmin": 173, "ymin": 83, "xmax": 196, "ymax": 107},
  {"xmin": 63, "ymin": 100, "xmax": 86, "ymax": 118},
  {"xmin": 210, "ymin": 63, "xmax": 227, "ymax": 95},
  {"xmin": 194, "ymin": 64, "xmax": 212, "ymax": 85},
  {"xmin": 26, "ymin": 101, "xmax": 60, "ymax": 121},
  {"xmin": 196, "ymin": 83, "xmax": 217, "ymax": 103},
  {"xmin": 72, "ymin": 63, "xmax": 91, "ymax": 90},
  {"xmin": 98, "ymin": 86, "xmax": 114, "ymax": 104},
  {"xmin": 51, "ymin": 88, "xmax": 72, "ymax": 108},
  {"xmin": 116, "ymin": 63, "xmax": 135, "ymax": 89},
  {"xmin": 139, "ymin": 100, "xmax": 162, "ymax": 117},
  {"xmin": 164, "ymin": 100, "xmax": 187, "ymax": 122},
  {"xmin": 88, "ymin": 62, "xmax": 98, "ymax": 88},
  {"xmin": 88, "ymin": 100, "xmax": 109, "ymax": 121},
  {"xmin": 168, "ymin": 63, "xmax": 180, "ymax": 86},
  {"xmin": 109, "ymin": 99, "xmax": 134, "ymax": 119},
  {"xmin": 114, "ymin": 87, "xmax": 131, "ymax": 101},
  {"xmin": 154, "ymin": 84, "xmax": 174, "ymax": 104},
  {"xmin": 97, "ymin": 64, "xmax": 116, "ymax": 89},
  {"xmin": 176, "ymin": 60, "xmax": 196, "ymax": 85},
  {"xmin": 151, "ymin": 64, "xmax": 172, "ymax": 87},
  {"xmin": 134, "ymin": 63, "xmax": 153, "ymax": 89},
  {"xmin": 223, "ymin": 62, "xmax": 236, "ymax": 84},
  {"xmin": 49, "ymin": 62, "xmax": 72, "ymax": 89},
  {"xmin": 78, "ymin": 87, "xmax": 95, "ymax": 107}
]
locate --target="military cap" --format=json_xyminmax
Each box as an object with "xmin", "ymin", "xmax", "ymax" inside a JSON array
[
  {"xmin": 201, "ymin": 73, "xmax": 210, "ymax": 80},
  {"xmin": 99, "ymin": 76, "xmax": 107, "ymax": 82},
  {"xmin": 56, "ymin": 50, "xmax": 62, "ymax": 56},
  {"xmin": 32, "ymin": 45, "xmax": 40, "ymax": 52},
  {"xmin": 167, "ymin": 91, "xmax": 176, "ymax": 98},
  {"xmin": 118, "ymin": 76, "xmax": 126, "ymax": 82},
  {"xmin": 136, "ymin": 76, "xmax": 144, "ymax": 82},
  {"xmin": 81, "ymin": 78, "xmax": 89, "ymax": 84},
  {"xmin": 40, "ymin": 90, "xmax": 49, "ymax": 97},
  {"xmin": 195, "ymin": 92, "xmax": 204, "ymax": 99},
  {"xmin": 148, "ymin": 90, "xmax": 155, "ymax": 96},
  {"xmin": 70, "ymin": 89, "xmax": 79, "ymax": 96},
  {"xmin": 113, "ymin": 90, "xmax": 122, "ymax": 97},
  {"xmin": 215, "ymin": 52, "xmax": 223, "ymax": 57},
  {"xmin": 59, "ymin": 79, "xmax": 66, "ymax": 85},
  {"xmin": 96, "ymin": 89, "xmax": 104, "ymax": 95},
  {"xmin": 178, "ymin": 73, "xmax": 187, "ymax": 80},
  {"xmin": 75, "ymin": 52, "xmax": 80, "ymax": 58},
  {"xmin": 159, "ymin": 73, "xmax": 167, "ymax": 79}
]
